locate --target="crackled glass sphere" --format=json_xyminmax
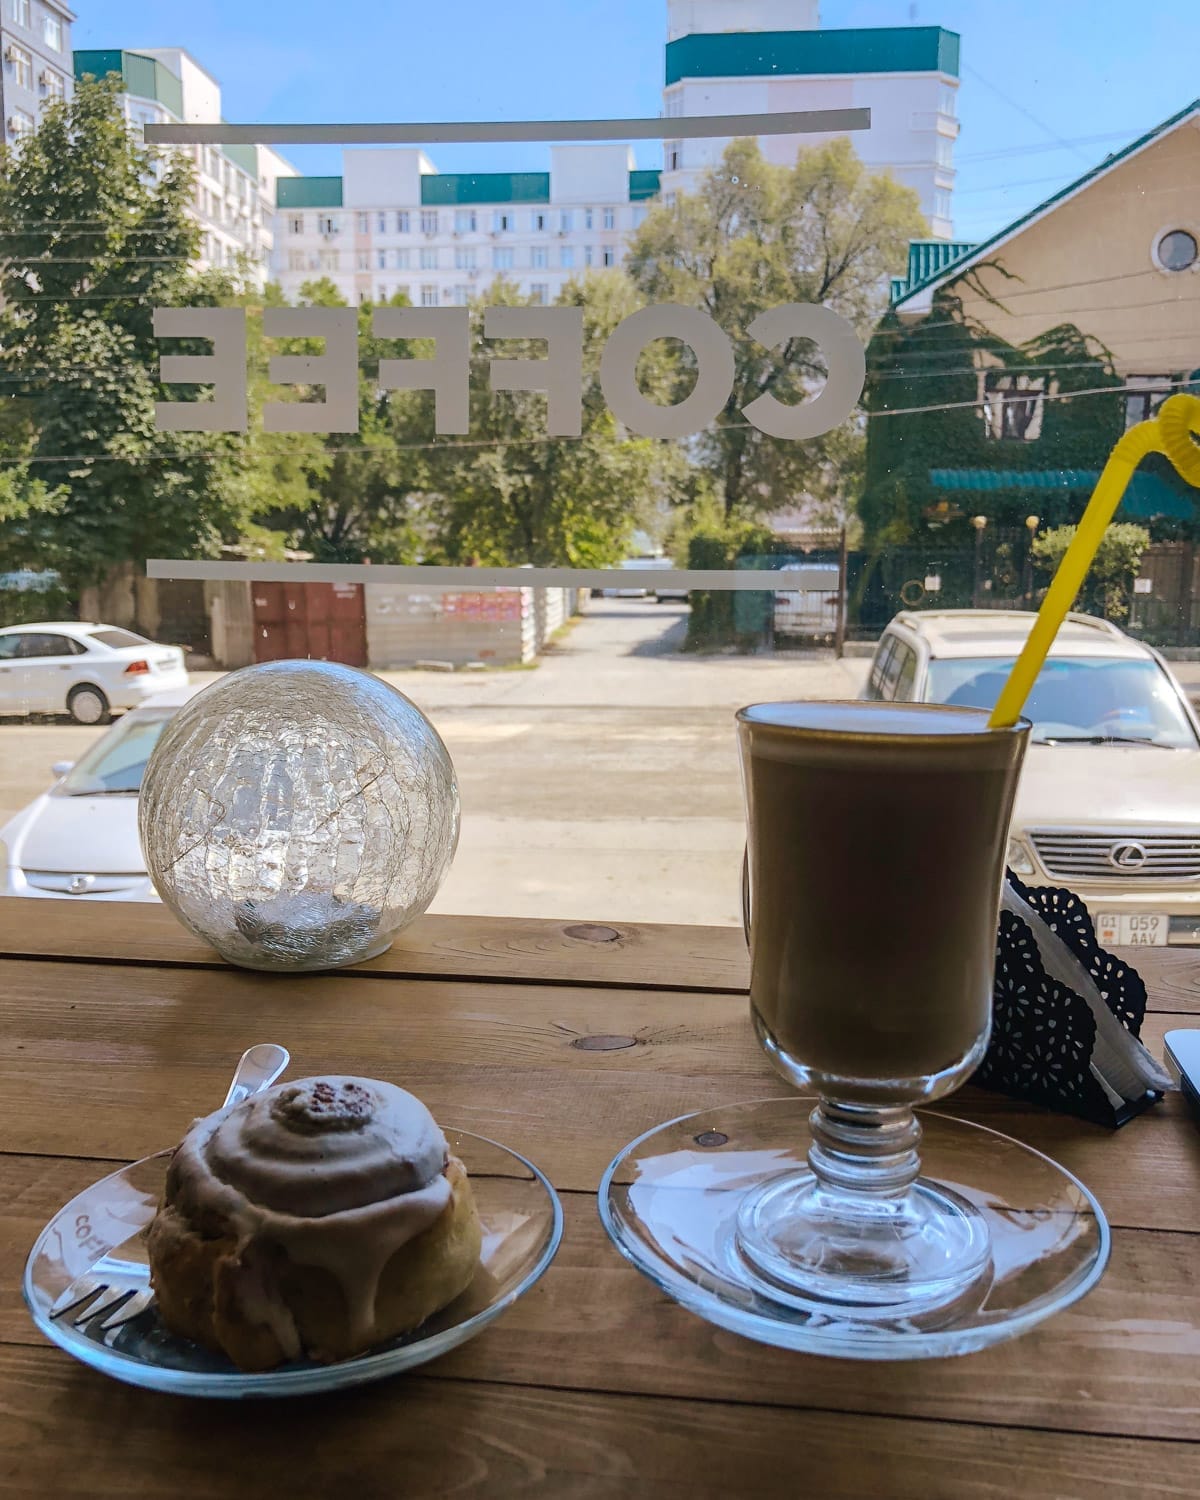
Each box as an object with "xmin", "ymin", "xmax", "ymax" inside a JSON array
[{"xmin": 139, "ymin": 660, "xmax": 459, "ymax": 972}]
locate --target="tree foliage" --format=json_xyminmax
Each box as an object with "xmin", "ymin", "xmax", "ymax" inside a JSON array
[
  {"xmin": 626, "ymin": 137, "xmax": 925, "ymax": 519},
  {"xmin": 1032, "ymin": 521, "xmax": 1150, "ymax": 622},
  {"xmin": 0, "ymin": 77, "xmax": 251, "ymax": 590}
]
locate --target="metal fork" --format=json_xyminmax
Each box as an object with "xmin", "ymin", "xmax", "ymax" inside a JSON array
[{"xmin": 48, "ymin": 1043, "xmax": 290, "ymax": 1334}]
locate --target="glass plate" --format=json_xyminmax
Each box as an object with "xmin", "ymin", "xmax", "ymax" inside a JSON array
[
  {"xmin": 25, "ymin": 1129, "xmax": 562, "ymax": 1398},
  {"xmin": 599, "ymin": 1098, "xmax": 1110, "ymax": 1361}
]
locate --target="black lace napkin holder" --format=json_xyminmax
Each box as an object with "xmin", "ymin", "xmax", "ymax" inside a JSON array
[{"xmin": 973, "ymin": 873, "xmax": 1171, "ymax": 1128}]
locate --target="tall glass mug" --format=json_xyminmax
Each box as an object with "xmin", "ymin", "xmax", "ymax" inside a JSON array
[{"xmin": 736, "ymin": 700, "xmax": 1029, "ymax": 1320}]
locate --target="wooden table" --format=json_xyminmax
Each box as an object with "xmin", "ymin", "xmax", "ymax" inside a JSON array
[{"xmin": 2, "ymin": 896, "xmax": 1199, "ymax": 1498}]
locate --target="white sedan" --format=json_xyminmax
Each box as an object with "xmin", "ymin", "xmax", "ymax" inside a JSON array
[
  {"xmin": 0, "ymin": 622, "xmax": 189, "ymax": 724},
  {"xmin": 0, "ymin": 687, "xmax": 198, "ymax": 900}
]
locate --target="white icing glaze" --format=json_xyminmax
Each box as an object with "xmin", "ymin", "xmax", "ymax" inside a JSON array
[{"xmin": 167, "ymin": 1077, "xmax": 453, "ymax": 1352}]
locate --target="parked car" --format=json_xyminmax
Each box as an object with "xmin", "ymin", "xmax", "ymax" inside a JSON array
[
  {"xmin": 0, "ymin": 622, "xmax": 189, "ymax": 724},
  {"xmin": 0, "ymin": 687, "xmax": 199, "ymax": 900},
  {"xmin": 864, "ymin": 609, "xmax": 1200, "ymax": 947},
  {"xmin": 774, "ymin": 562, "xmax": 840, "ymax": 639},
  {"xmin": 600, "ymin": 556, "xmax": 670, "ymax": 599}
]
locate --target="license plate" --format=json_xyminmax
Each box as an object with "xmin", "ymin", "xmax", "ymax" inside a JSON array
[
  {"xmin": 155, "ymin": 655, "xmax": 176, "ymax": 670},
  {"xmin": 1095, "ymin": 913, "xmax": 1168, "ymax": 947}
]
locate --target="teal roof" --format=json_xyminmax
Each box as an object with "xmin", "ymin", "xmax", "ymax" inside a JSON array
[
  {"xmin": 278, "ymin": 171, "xmax": 660, "ymax": 210},
  {"xmin": 896, "ymin": 96, "xmax": 1200, "ymax": 309},
  {"xmin": 74, "ymin": 49, "xmax": 184, "ymax": 117},
  {"xmin": 892, "ymin": 239, "xmax": 977, "ymax": 301},
  {"xmin": 665, "ymin": 26, "xmax": 959, "ymax": 86},
  {"xmin": 277, "ymin": 176, "xmax": 343, "ymax": 209},
  {"xmin": 421, "ymin": 172, "xmax": 550, "ymax": 206},
  {"xmin": 930, "ymin": 468, "xmax": 1195, "ymax": 519}
]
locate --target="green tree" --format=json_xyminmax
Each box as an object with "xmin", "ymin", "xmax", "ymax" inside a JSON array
[
  {"xmin": 1032, "ymin": 522, "xmax": 1151, "ymax": 622},
  {"xmin": 0, "ymin": 77, "xmax": 252, "ymax": 591},
  {"xmin": 425, "ymin": 273, "xmax": 677, "ymax": 565},
  {"xmin": 626, "ymin": 137, "xmax": 925, "ymax": 521}
]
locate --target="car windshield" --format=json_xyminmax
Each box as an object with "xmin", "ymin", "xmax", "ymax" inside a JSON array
[
  {"xmin": 59, "ymin": 710, "xmax": 175, "ymax": 795},
  {"xmin": 87, "ymin": 628, "xmax": 153, "ymax": 649},
  {"xmin": 925, "ymin": 656, "xmax": 1199, "ymax": 749}
]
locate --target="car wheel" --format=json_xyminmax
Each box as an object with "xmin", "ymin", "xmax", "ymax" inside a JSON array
[{"xmin": 67, "ymin": 684, "xmax": 110, "ymax": 726}]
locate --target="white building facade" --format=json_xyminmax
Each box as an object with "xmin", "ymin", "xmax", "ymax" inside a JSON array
[
  {"xmin": 273, "ymin": 145, "xmax": 658, "ymax": 308},
  {"xmin": 1, "ymin": 0, "xmax": 73, "ymax": 147},
  {"xmin": 73, "ymin": 47, "xmax": 295, "ymax": 288},
  {"xmin": 663, "ymin": 0, "xmax": 960, "ymax": 238}
]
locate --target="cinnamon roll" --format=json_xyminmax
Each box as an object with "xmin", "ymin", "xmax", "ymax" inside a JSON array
[{"xmin": 146, "ymin": 1077, "xmax": 481, "ymax": 1370}]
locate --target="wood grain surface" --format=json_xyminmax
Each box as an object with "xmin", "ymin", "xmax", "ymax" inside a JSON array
[{"xmin": 2, "ymin": 906, "xmax": 1199, "ymax": 1496}]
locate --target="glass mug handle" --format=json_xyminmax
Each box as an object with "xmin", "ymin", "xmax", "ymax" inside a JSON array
[{"xmin": 741, "ymin": 845, "xmax": 751, "ymax": 948}]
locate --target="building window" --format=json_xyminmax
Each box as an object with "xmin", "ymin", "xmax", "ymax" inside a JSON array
[
  {"xmin": 357, "ymin": 212, "xmax": 369, "ymax": 233},
  {"xmin": 453, "ymin": 285, "xmax": 471, "ymax": 306},
  {"xmin": 1125, "ymin": 375, "xmax": 1176, "ymax": 429},
  {"xmin": 318, "ymin": 214, "xmax": 340, "ymax": 235},
  {"xmin": 601, "ymin": 245, "xmax": 616, "ymax": 267},
  {"xmin": 7, "ymin": 106, "xmax": 34, "ymax": 141},
  {"xmin": 584, "ymin": 208, "xmax": 593, "ymax": 230},
  {"xmin": 288, "ymin": 250, "xmax": 305, "ymax": 271},
  {"xmin": 377, "ymin": 249, "xmax": 387, "ymax": 268},
  {"xmin": 603, "ymin": 207, "xmax": 616, "ymax": 231},
  {"xmin": 584, "ymin": 245, "xmax": 593, "ymax": 266},
  {"xmin": 983, "ymin": 372, "xmax": 1047, "ymax": 441},
  {"xmin": 455, "ymin": 209, "xmax": 476, "ymax": 233},
  {"xmin": 8, "ymin": 43, "xmax": 32, "ymax": 89},
  {"xmin": 419, "ymin": 246, "xmax": 438, "ymax": 270},
  {"xmin": 393, "ymin": 248, "xmax": 409, "ymax": 268},
  {"xmin": 42, "ymin": 12, "xmax": 62, "ymax": 50},
  {"xmin": 493, "ymin": 210, "xmax": 515, "ymax": 232},
  {"xmin": 560, "ymin": 246, "xmax": 575, "ymax": 269},
  {"xmin": 41, "ymin": 68, "xmax": 65, "ymax": 100},
  {"xmin": 454, "ymin": 246, "xmax": 476, "ymax": 270},
  {"xmin": 357, "ymin": 251, "xmax": 369, "ymax": 270},
  {"xmin": 531, "ymin": 245, "xmax": 547, "ymax": 269},
  {"xmin": 374, "ymin": 212, "xmax": 385, "ymax": 233},
  {"xmin": 665, "ymin": 91, "xmax": 684, "ymax": 118},
  {"xmin": 319, "ymin": 250, "xmax": 339, "ymax": 271},
  {"xmin": 530, "ymin": 283, "xmax": 549, "ymax": 305},
  {"xmin": 631, "ymin": 205, "xmax": 647, "ymax": 228},
  {"xmin": 1156, "ymin": 229, "xmax": 1199, "ymax": 273},
  {"xmin": 376, "ymin": 285, "xmax": 387, "ymax": 302},
  {"xmin": 934, "ymin": 191, "xmax": 952, "ymax": 221},
  {"xmin": 492, "ymin": 247, "xmax": 514, "ymax": 270},
  {"xmin": 560, "ymin": 210, "xmax": 574, "ymax": 232},
  {"xmin": 6, "ymin": 0, "xmax": 29, "ymax": 26},
  {"xmin": 532, "ymin": 210, "xmax": 547, "ymax": 231},
  {"xmin": 420, "ymin": 209, "xmax": 438, "ymax": 234},
  {"xmin": 420, "ymin": 284, "xmax": 437, "ymax": 307},
  {"xmin": 936, "ymin": 138, "xmax": 953, "ymax": 169},
  {"xmin": 665, "ymin": 140, "xmax": 682, "ymax": 172},
  {"xmin": 396, "ymin": 211, "xmax": 410, "ymax": 233},
  {"xmin": 940, "ymin": 87, "xmax": 957, "ymax": 117},
  {"xmin": 664, "ymin": 191, "xmax": 677, "ymax": 209}
]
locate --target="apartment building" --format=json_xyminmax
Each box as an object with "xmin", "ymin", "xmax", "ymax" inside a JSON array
[
  {"xmin": 663, "ymin": 0, "xmax": 960, "ymax": 238},
  {"xmin": 1, "ymin": 0, "xmax": 72, "ymax": 147},
  {"xmin": 274, "ymin": 145, "xmax": 658, "ymax": 307},
  {"xmin": 73, "ymin": 47, "xmax": 295, "ymax": 288}
]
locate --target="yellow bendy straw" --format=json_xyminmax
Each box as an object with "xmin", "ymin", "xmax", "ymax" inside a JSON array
[{"xmin": 989, "ymin": 392, "xmax": 1200, "ymax": 729}]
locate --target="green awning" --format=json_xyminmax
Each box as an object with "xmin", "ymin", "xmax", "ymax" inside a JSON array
[{"xmin": 930, "ymin": 468, "xmax": 1195, "ymax": 519}]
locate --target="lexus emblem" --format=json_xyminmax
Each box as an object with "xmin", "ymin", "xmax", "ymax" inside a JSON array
[
  {"xmin": 68, "ymin": 874, "xmax": 95, "ymax": 894},
  {"xmin": 1108, "ymin": 841, "xmax": 1148, "ymax": 871}
]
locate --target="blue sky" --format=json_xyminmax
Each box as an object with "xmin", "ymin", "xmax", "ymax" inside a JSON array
[{"xmin": 75, "ymin": 0, "xmax": 1200, "ymax": 244}]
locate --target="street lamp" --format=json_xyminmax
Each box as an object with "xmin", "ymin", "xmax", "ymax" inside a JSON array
[
  {"xmin": 1024, "ymin": 515, "xmax": 1039, "ymax": 605},
  {"xmin": 971, "ymin": 515, "xmax": 988, "ymax": 608}
]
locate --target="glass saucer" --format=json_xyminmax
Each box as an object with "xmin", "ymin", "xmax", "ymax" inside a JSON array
[
  {"xmin": 25, "ymin": 1129, "xmax": 562, "ymax": 1398},
  {"xmin": 599, "ymin": 1098, "xmax": 1110, "ymax": 1361}
]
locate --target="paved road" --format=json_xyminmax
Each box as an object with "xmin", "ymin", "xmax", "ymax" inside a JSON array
[{"xmin": 0, "ymin": 601, "xmax": 865, "ymax": 927}]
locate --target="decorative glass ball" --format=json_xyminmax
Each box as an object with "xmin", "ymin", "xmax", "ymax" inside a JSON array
[{"xmin": 139, "ymin": 660, "xmax": 459, "ymax": 972}]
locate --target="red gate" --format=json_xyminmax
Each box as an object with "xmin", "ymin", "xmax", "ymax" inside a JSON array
[{"xmin": 251, "ymin": 582, "xmax": 368, "ymax": 667}]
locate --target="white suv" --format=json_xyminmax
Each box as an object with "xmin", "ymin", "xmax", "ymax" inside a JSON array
[
  {"xmin": 0, "ymin": 622, "xmax": 189, "ymax": 724},
  {"xmin": 865, "ymin": 609, "xmax": 1200, "ymax": 948}
]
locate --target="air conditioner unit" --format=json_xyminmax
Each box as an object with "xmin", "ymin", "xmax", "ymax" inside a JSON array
[{"xmin": 4, "ymin": 46, "xmax": 19, "ymax": 63}]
